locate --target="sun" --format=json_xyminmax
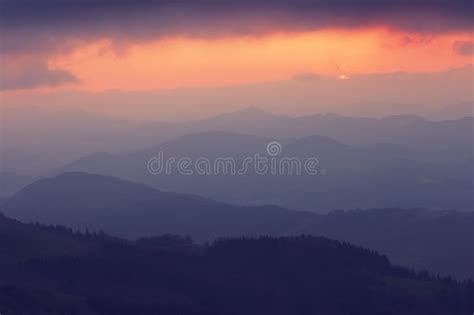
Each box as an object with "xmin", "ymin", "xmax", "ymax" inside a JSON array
[{"xmin": 339, "ymin": 74, "xmax": 350, "ymax": 80}]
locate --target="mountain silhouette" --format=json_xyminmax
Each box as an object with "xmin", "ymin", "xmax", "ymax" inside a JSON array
[
  {"xmin": 2, "ymin": 172, "xmax": 473, "ymax": 279},
  {"xmin": 0, "ymin": 214, "xmax": 472, "ymax": 314},
  {"xmin": 61, "ymin": 131, "xmax": 473, "ymax": 211},
  {"xmin": 3, "ymin": 105, "xmax": 472, "ymax": 177}
]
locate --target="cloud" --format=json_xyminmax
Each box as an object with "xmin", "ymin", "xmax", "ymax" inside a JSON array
[
  {"xmin": 292, "ymin": 73, "xmax": 321, "ymax": 81},
  {"xmin": 398, "ymin": 34, "xmax": 434, "ymax": 47},
  {"xmin": 0, "ymin": 60, "xmax": 79, "ymax": 91},
  {"xmin": 0, "ymin": 0, "xmax": 472, "ymax": 54},
  {"xmin": 453, "ymin": 40, "xmax": 474, "ymax": 56}
]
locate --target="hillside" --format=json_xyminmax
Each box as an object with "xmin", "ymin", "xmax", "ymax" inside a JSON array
[
  {"xmin": 61, "ymin": 131, "xmax": 474, "ymax": 211},
  {"xmin": 2, "ymin": 172, "xmax": 473, "ymax": 279},
  {"xmin": 0, "ymin": 213, "xmax": 99, "ymax": 267},
  {"xmin": 0, "ymin": 217, "xmax": 472, "ymax": 315}
]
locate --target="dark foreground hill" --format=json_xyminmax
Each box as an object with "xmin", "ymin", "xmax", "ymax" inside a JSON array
[
  {"xmin": 2, "ymin": 172, "xmax": 473, "ymax": 280},
  {"xmin": 0, "ymin": 213, "xmax": 472, "ymax": 315}
]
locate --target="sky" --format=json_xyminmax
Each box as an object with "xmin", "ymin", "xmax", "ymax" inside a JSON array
[{"xmin": 0, "ymin": 0, "xmax": 473, "ymax": 119}]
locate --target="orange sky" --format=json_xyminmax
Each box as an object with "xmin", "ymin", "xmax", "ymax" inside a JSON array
[{"xmin": 37, "ymin": 28, "xmax": 471, "ymax": 92}]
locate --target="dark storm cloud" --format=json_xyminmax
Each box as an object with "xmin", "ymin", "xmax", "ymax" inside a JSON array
[{"xmin": 0, "ymin": 0, "xmax": 472, "ymax": 54}]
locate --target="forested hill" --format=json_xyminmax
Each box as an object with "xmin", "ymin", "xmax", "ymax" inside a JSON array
[
  {"xmin": 0, "ymin": 214, "xmax": 473, "ymax": 315},
  {"xmin": 3, "ymin": 172, "xmax": 473, "ymax": 279}
]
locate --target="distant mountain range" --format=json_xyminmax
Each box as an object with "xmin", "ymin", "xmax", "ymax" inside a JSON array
[
  {"xmin": 2, "ymin": 106, "xmax": 472, "ymax": 212},
  {"xmin": 2, "ymin": 172, "xmax": 473, "ymax": 279},
  {"xmin": 0, "ymin": 172, "xmax": 34, "ymax": 197},
  {"xmin": 2, "ymin": 105, "xmax": 472, "ymax": 174},
  {"xmin": 60, "ymin": 130, "xmax": 473, "ymax": 212},
  {"xmin": 1, "ymin": 213, "xmax": 471, "ymax": 314}
]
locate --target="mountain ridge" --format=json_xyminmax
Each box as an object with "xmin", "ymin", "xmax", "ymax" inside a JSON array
[{"xmin": 2, "ymin": 172, "xmax": 473, "ymax": 279}]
